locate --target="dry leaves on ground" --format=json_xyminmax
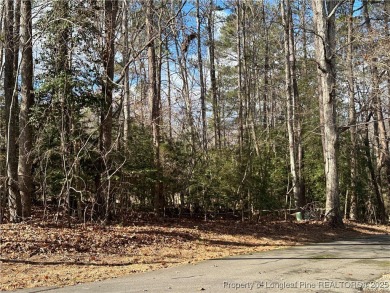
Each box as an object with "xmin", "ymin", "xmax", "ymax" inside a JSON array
[{"xmin": 1, "ymin": 218, "xmax": 389, "ymax": 291}]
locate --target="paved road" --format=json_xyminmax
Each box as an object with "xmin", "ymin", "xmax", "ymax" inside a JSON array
[{"xmin": 15, "ymin": 235, "xmax": 390, "ymax": 293}]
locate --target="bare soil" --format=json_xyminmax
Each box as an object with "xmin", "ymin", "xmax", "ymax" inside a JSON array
[{"xmin": 1, "ymin": 215, "xmax": 389, "ymax": 291}]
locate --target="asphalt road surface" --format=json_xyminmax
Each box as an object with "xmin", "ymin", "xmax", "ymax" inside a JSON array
[{"xmin": 14, "ymin": 235, "xmax": 390, "ymax": 293}]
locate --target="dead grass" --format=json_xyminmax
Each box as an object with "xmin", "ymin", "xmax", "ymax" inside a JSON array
[{"xmin": 1, "ymin": 218, "xmax": 389, "ymax": 291}]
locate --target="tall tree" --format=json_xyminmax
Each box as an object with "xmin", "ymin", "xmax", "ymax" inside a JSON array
[
  {"xmin": 165, "ymin": 38, "xmax": 173, "ymax": 141},
  {"xmin": 299, "ymin": 0, "xmax": 308, "ymax": 74},
  {"xmin": 0, "ymin": 2, "xmax": 4, "ymax": 222},
  {"xmin": 362, "ymin": 0, "xmax": 387, "ymax": 222},
  {"xmin": 236, "ymin": 1, "xmax": 244, "ymax": 156},
  {"xmin": 197, "ymin": 0, "xmax": 207, "ymax": 151},
  {"xmin": 13, "ymin": 0, "xmax": 21, "ymax": 73},
  {"xmin": 99, "ymin": 0, "xmax": 118, "ymax": 221},
  {"xmin": 174, "ymin": 16, "xmax": 197, "ymax": 155},
  {"xmin": 346, "ymin": 0, "xmax": 358, "ymax": 220},
  {"xmin": 52, "ymin": 0, "xmax": 72, "ymax": 223},
  {"xmin": 281, "ymin": 0, "xmax": 304, "ymax": 210},
  {"xmin": 18, "ymin": 0, "xmax": 34, "ymax": 219},
  {"xmin": 311, "ymin": 0, "xmax": 343, "ymax": 227},
  {"xmin": 261, "ymin": 1, "xmax": 269, "ymax": 128},
  {"xmin": 4, "ymin": 0, "xmax": 21, "ymax": 222},
  {"xmin": 208, "ymin": 0, "xmax": 221, "ymax": 149},
  {"xmin": 122, "ymin": 0, "xmax": 130, "ymax": 144},
  {"xmin": 146, "ymin": 0, "xmax": 164, "ymax": 214}
]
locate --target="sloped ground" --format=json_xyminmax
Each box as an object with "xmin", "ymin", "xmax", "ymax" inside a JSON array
[{"xmin": 1, "ymin": 215, "xmax": 389, "ymax": 291}]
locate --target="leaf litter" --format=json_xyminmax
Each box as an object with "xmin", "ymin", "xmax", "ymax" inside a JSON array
[{"xmin": 1, "ymin": 218, "xmax": 389, "ymax": 291}]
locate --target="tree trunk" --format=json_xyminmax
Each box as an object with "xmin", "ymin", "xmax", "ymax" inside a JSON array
[
  {"xmin": 99, "ymin": 0, "xmax": 118, "ymax": 222},
  {"xmin": 241, "ymin": 4, "xmax": 259, "ymax": 156},
  {"xmin": 174, "ymin": 24, "xmax": 196, "ymax": 154},
  {"xmin": 166, "ymin": 38, "xmax": 172, "ymax": 141},
  {"xmin": 311, "ymin": 0, "xmax": 343, "ymax": 227},
  {"xmin": 299, "ymin": 0, "xmax": 308, "ymax": 74},
  {"xmin": 363, "ymin": 0, "xmax": 388, "ymax": 222},
  {"xmin": 261, "ymin": 1, "xmax": 269, "ymax": 128},
  {"xmin": 347, "ymin": 0, "xmax": 358, "ymax": 221},
  {"xmin": 385, "ymin": 0, "xmax": 390, "ymax": 214},
  {"xmin": 197, "ymin": 0, "xmax": 207, "ymax": 151},
  {"xmin": 385, "ymin": 2, "xmax": 390, "ymax": 138},
  {"xmin": 122, "ymin": 0, "xmax": 130, "ymax": 145},
  {"xmin": 13, "ymin": 0, "xmax": 21, "ymax": 71},
  {"xmin": 18, "ymin": 0, "xmax": 33, "ymax": 219},
  {"xmin": 364, "ymin": 115, "xmax": 386, "ymax": 222},
  {"xmin": 281, "ymin": 0, "xmax": 304, "ymax": 210},
  {"xmin": 53, "ymin": 0, "xmax": 71, "ymax": 224},
  {"xmin": 4, "ymin": 0, "xmax": 21, "ymax": 222},
  {"xmin": 146, "ymin": 0, "xmax": 163, "ymax": 215},
  {"xmin": 208, "ymin": 0, "xmax": 220, "ymax": 149},
  {"xmin": 236, "ymin": 1, "xmax": 244, "ymax": 157}
]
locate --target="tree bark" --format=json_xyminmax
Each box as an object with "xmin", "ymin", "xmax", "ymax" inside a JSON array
[
  {"xmin": 208, "ymin": 0, "xmax": 220, "ymax": 149},
  {"xmin": 53, "ymin": 0, "xmax": 72, "ymax": 224},
  {"xmin": 18, "ymin": 0, "xmax": 34, "ymax": 219},
  {"xmin": 197, "ymin": 0, "xmax": 207, "ymax": 151},
  {"xmin": 363, "ymin": 0, "xmax": 388, "ymax": 222},
  {"xmin": 281, "ymin": 0, "xmax": 304, "ymax": 210},
  {"xmin": 99, "ymin": 0, "xmax": 118, "ymax": 221},
  {"xmin": 311, "ymin": 0, "xmax": 343, "ymax": 227},
  {"xmin": 0, "ymin": 2, "xmax": 4, "ymax": 222},
  {"xmin": 146, "ymin": 0, "xmax": 163, "ymax": 215},
  {"xmin": 241, "ymin": 4, "xmax": 259, "ymax": 156},
  {"xmin": 299, "ymin": 0, "xmax": 308, "ymax": 74},
  {"xmin": 347, "ymin": 0, "xmax": 358, "ymax": 221},
  {"xmin": 364, "ymin": 115, "xmax": 383, "ymax": 220},
  {"xmin": 166, "ymin": 38, "xmax": 172, "ymax": 141},
  {"xmin": 122, "ymin": 0, "xmax": 130, "ymax": 145},
  {"xmin": 13, "ymin": 0, "xmax": 20, "ymax": 73},
  {"xmin": 236, "ymin": 1, "xmax": 244, "ymax": 157},
  {"xmin": 261, "ymin": 1, "xmax": 269, "ymax": 128},
  {"xmin": 4, "ymin": 0, "xmax": 21, "ymax": 222},
  {"xmin": 174, "ymin": 23, "xmax": 196, "ymax": 154}
]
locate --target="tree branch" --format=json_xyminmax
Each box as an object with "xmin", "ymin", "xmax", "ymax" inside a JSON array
[{"xmin": 327, "ymin": 0, "xmax": 346, "ymax": 20}]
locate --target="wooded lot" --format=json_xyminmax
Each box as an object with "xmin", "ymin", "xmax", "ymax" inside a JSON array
[{"xmin": 1, "ymin": 0, "xmax": 390, "ymax": 226}]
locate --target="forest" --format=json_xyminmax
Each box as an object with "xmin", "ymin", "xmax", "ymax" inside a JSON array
[{"xmin": 1, "ymin": 0, "xmax": 390, "ymax": 227}]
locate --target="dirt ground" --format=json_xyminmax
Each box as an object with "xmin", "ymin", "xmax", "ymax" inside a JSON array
[{"xmin": 1, "ymin": 216, "xmax": 389, "ymax": 291}]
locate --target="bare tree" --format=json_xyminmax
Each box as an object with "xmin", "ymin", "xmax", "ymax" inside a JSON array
[
  {"xmin": 299, "ymin": 0, "xmax": 308, "ymax": 74},
  {"xmin": 281, "ymin": 0, "xmax": 304, "ymax": 210},
  {"xmin": 165, "ymin": 38, "xmax": 173, "ymax": 141},
  {"xmin": 18, "ymin": 0, "xmax": 33, "ymax": 219},
  {"xmin": 197, "ymin": 0, "xmax": 207, "ymax": 151},
  {"xmin": 4, "ymin": 0, "xmax": 21, "ymax": 222},
  {"xmin": 13, "ymin": 0, "xmax": 20, "ymax": 73},
  {"xmin": 0, "ymin": 1, "xmax": 5, "ymax": 223},
  {"xmin": 345, "ymin": 0, "xmax": 358, "ymax": 221},
  {"xmin": 173, "ymin": 19, "xmax": 197, "ymax": 154},
  {"xmin": 146, "ymin": 0, "xmax": 163, "ymax": 214},
  {"xmin": 236, "ymin": 1, "xmax": 244, "ymax": 156},
  {"xmin": 311, "ymin": 0, "xmax": 343, "ymax": 227},
  {"xmin": 98, "ymin": 0, "xmax": 118, "ymax": 221},
  {"xmin": 122, "ymin": 0, "xmax": 130, "ymax": 144},
  {"xmin": 362, "ymin": 0, "xmax": 387, "ymax": 222},
  {"xmin": 261, "ymin": 1, "xmax": 269, "ymax": 128},
  {"xmin": 208, "ymin": 0, "xmax": 221, "ymax": 149}
]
